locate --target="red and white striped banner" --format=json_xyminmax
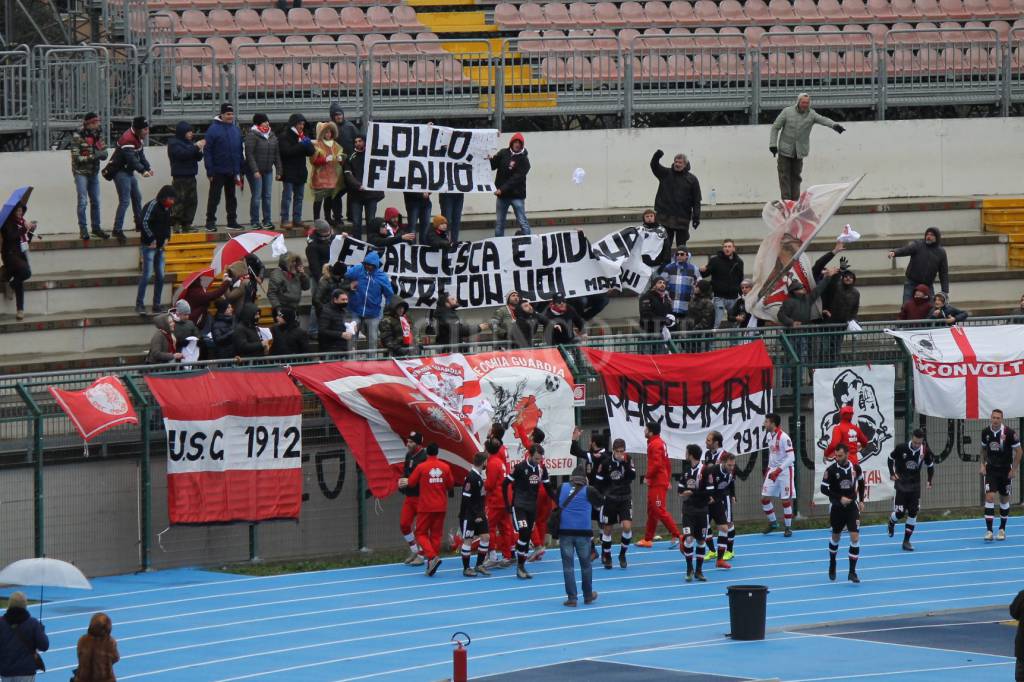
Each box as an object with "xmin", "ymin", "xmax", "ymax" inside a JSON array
[{"xmin": 145, "ymin": 370, "xmax": 303, "ymax": 524}]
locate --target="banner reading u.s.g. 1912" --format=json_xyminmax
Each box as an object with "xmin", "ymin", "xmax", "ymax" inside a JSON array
[{"xmin": 363, "ymin": 121, "xmax": 498, "ymax": 193}]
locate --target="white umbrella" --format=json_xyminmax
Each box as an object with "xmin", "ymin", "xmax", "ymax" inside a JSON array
[{"xmin": 0, "ymin": 558, "xmax": 92, "ymax": 620}]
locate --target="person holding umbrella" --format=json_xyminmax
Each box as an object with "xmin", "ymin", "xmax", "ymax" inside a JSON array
[
  {"xmin": 1, "ymin": 189, "xmax": 37, "ymax": 321},
  {"xmin": 0, "ymin": 591, "xmax": 49, "ymax": 680}
]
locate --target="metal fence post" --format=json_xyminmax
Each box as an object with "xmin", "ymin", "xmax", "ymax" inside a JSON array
[
  {"xmin": 748, "ymin": 48, "xmax": 760, "ymax": 125},
  {"xmin": 357, "ymin": 468, "xmax": 367, "ymax": 550},
  {"xmin": 494, "ymin": 49, "xmax": 505, "ymax": 131},
  {"xmin": 1001, "ymin": 40, "xmax": 1011, "ymax": 118},
  {"xmin": 124, "ymin": 376, "xmax": 152, "ymax": 571},
  {"xmin": 877, "ymin": 44, "xmax": 887, "ymax": 121},
  {"xmin": 15, "ymin": 383, "xmax": 44, "ymax": 557},
  {"xmin": 622, "ymin": 56, "xmax": 633, "ymax": 128}
]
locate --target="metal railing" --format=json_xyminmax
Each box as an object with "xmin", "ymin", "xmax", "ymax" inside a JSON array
[{"xmin": 0, "ymin": 47, "xmax": 31, "ymax": 132}]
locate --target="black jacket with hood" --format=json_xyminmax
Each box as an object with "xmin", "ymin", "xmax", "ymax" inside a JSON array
[
  {"xmin": 139, "ymin": 185, "xmax": 176, "ymax": 248},
  {"xmin": 0, "ymin": 606, "xmax": 49, "ymax": 677},
  {"xmin": 825, "ymin": 270, "xmax": 860, "ymax": 324},
  {"xmin": 318, "ymin": 298, "xmax": 353, "ymax": 352},
  {"xmin": 490, "ymin": 133, "xmax": 530, "ymax": 199},
  {"xmin": 167, "ymin": 121, "xmax": 203, "ymax": 178},
  {"xmin": 379, "ymin": 297, "xmax": 413, "ymax": 356},
  {"xmin": 271, "ymin": 308, "xmax": 310, "ymax": 356},
  {"xmin": 329, "ymin": 103, "xmax": 360, "ymax": 155},
  {"xmin": 232, "ymin": 303, "xmax": 265, "ymax": 357},
  {"xmin": 893, "ymin": 227, "xmax": 950, "ymax": 293},
  {"xmin": 278, "ymin": 114, "xmax": 315, "ymax": 184},
  {"xmin": 650, "ymin": 150, "xmax": 702, "ymax": 225},
  {"xmin": 435, "ymin": 299, "xmax": 476, "ymax": 347},
  {"xmin": 210, "ymin": 300, "xmax": 235, "ymax": 359}
]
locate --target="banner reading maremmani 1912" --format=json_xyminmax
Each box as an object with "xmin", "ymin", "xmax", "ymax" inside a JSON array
[
  {"xmin": 328, "ymin": 226, "xmax": 665, "ymax": 309},
  {"xmin": 582, "ymin": 342, "xmax": 775, "ymax": 458},
  {"xmin": 363, "ymin": 121, "xmax": 498, "ymax": 193},
  {"xmin": 812, "ymin": 365, "xmax": 896, "ymax": 504}
]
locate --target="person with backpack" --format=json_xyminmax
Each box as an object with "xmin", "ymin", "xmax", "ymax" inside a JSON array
[{"xmin": 555, "ymin": 465, "xmax": 605, "ymax": 607}]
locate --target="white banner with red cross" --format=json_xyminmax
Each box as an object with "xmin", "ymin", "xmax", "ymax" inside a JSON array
[{"xmin": 887, "ymin": 325, "xmax": 1024, "ymax": 419}]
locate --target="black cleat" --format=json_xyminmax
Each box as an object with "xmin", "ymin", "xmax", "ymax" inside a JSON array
[
  {"xmin": 763, "ymin": 522, "xmax": 779, "ymax": 534},
  {"xmin": 848, "ymin": 571, "xmax": 860, "ymax": 584},
  {"xmin": 694, "ymin": 571, "xmax": 707, "ymax": 582},
  {"xmin": 516, "ymin": 565, "xmax": 532, "ymax": 580},
  {"xmin": 783, "ymin": 528, "xmax": 792, "ymax": 538},
  {"xmin": 902, "ymin": 540, "xmax": 914, "ymax": 552},
  {"xmin": 685, "ymin": 569, "xmax": 694, "ymax": 583},
  {"xmin": 619, "ymin": 552, "xmax": 627, "ymax": 569},
  {"xmin": 828, "ymin": 562, "xmax": 837, "ymax": 581},
  {"xmin": 602, "ymin": 555, "xmax": 612, "ymax": 570},
  {"xmin": 887, "ymin": 519, "xmax": 895, "ymax": 537}
]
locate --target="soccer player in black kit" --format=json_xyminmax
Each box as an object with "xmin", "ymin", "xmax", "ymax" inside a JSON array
[
  {"xmin": 571, "ymin": 427, "xmax": 609, "ymax": 560},
  {"xmin": 459, "ymin": 452, "xmax": 491, "ymax": 577},
  {"xmin": 596, "ymin": 438, "xmax": 636, "ymax": 569},
  {"xmin": 504, "ymin": 444, "xmax": 553, "ymax": 580},
  {"xmin": 820, "ymin": 443, "xmax": 865, "ymax": 583},
  {"xmin": 980, "ymin": 408, "xmax": 1022, "ymax": 542},
  {"xmin": 887, "ymin": 428, "xmax": 935, "ymax": 551},
  {"xmin": 703, "ymin": 431, "xmax": 736, "ymax": 562},
  {"xmin": 678, "ymin": 443, "xmax": 715, "ymax": 582},
  {"xmin": 708, "ymin": 452, "xmax": 737, "ymax": 570}
]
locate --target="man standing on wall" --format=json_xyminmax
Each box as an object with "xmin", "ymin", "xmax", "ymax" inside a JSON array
[
  {"xmin": 490, "ymin": 133, "xmax": 531, "ymax": 236},
  {"xmin": 70, "ymin": 112, "xmax": 109, "ymax": 241},
  {"xmin": 649, "ymin": 150, "xmax": 701, "ymax": 251},
  {"xmin": 769, "ymin": 93, "xmax": 846, "ymax": 201}
]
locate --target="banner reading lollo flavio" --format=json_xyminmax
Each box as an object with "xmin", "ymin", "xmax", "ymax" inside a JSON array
[
  {"xmin": 328, "ymin": 225, "xmax": 665, "ymax": 309},
  {"xmin": 145, "ymin": 370, "xmax": 304, "ymax": 525},
  {"xmin": 582, "ymin": 343, "xmax": 775, "ymax": 457},
  {"xmin": 363, "ymin": 121, "xmax": 498, "ymax": 193}
]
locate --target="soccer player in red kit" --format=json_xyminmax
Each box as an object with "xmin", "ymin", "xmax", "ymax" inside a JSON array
[
  {"xmin": 400, "ymin": 443, "xmax": 453, "ymax": 577},
  {"xmin": 528, "ymin": 427, "xmax": 550, "ymax": 561},
  {"xmin": 484, "ymin": 436, "xmax": 514, "ymax": 568},
  {"xmin": 824, "ymin": 405, "xmax": 868, "ymax": 465},
  {"xmin": 637, "ymin": 421, "xmax": 682, "ymax": 547},
  {"xmin": 398, "ymin": 432, "xmax": 427, "ymax": 566}
]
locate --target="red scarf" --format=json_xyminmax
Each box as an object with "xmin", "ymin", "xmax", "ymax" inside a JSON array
[
  {"xmin": 162, "ymin": 330, "xmax": 176, "ymax": 353},
  {"xmin": 399, "ymin": 315, "xmax": 413, "ymax": 345}
]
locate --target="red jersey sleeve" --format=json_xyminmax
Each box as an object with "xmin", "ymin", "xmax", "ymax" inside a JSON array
[{"xmin": 824, "ymin": 426, "xmax": 842, "ymax": 460}]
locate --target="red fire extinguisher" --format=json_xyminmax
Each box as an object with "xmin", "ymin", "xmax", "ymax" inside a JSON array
[{"xmin": 451, "ymin": 631, "xmax": 471, "ymax": 682}]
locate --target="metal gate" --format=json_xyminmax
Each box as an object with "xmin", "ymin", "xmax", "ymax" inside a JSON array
[{"xmin": 30, "ymin": 45, "xmax": 110, "ymax": 150}]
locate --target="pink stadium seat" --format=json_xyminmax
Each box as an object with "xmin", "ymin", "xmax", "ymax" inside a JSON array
[
  {"xmin": 620, "ymin": 1, "xmax": 650, "ymax": 26},
  {"xmin": 593, "ymin": 55, "xmax": 619, "ymax": 79},
  {"xmin": 367, "ymin": 6, "xmax": 398, "ymax": 30},
  {"xmin": 914, "ymin": 0, "xmax": 946, "ymax": 19},
  {"xmin": 792, "ymin": 50, "xmax": 821, "ymax": 76},
  {"xmin": 394, "ymin": 7, "xmax": 422, "ymax": 29},
  {"xmin": 278, "ymin": 63, "xmax": 309, "ymax": 89},
  {"xmin": 233, "ymin": 64, "xmax": 256, "ymax": 91},
  {"xmin": 253, "ymin": 63, "xmax": 280, "ymax": 89},
  {"xmin": 307, "ymin": 62, "xmax": 332, "ymax": 87},
  {"xmin": 817, "ymin": 25, "xmax": 845, "ymax": 44},
  {"xmin": 568, "ymin": 29, "xmax": 597, "ymax": 49},
  {"xmin": 412, "ymin": 61, "xmax": 442, "ymax": 85},
  {"xmin": 668, "ymin": 1, "xmax": 698, "ymax": 25},
  {"xmin": 841, "ymin": 0, "xmax": 873, "ymax": 20},
  {"xmin": 234, "ymin": 9, "xmax": 266, "ymax": 34},
  {"xmin": 314, "ymin": 7, "xmax": 343, "ymax": 31},
  {"xmin": 517, "ymin": 30, "xmax": 543, "ymax": 53},
  {"xmin": 261, "ymin": 8, "xmax": 291, "ymax": 33},
  {"xmin": 389, "ymin": 33, "xmax": 418, "ymax": 55},
  {"xmin": 767, "ymin": 24, "xmax": 796, "ymax": 45},
  {"xmin": 645, "ymin": 1, "xmax": 676, "ymax": 26},
  {"xmin": 719, "ymin": 25, "xmax": 746, "ymax": 46},
  {"xmin": 174, "ymin": 65, "xmax": 206, "ymax": 92},
  {"xmin": 692, "ymin": 53, "xmax": 720, "ymax": 78},
  {"xmin": 793, "ymin": 24, "xmax": 819, "ymax": 43},
  {"xmin": 842, "ymin": 48, "xmax": 873, "ymax": 75},
  {"xmin": 914, "ymin": 21, "xmax": 943, "ymax": 41},
  {"xmin": 816, "ymin": 0, "xmax": 849, "ymax": 20},
  {"xmin": 519, "ymin": 2, "xmax": 551, "ymax": 27},
  {"xmin": 219, "ymin": 0, "xmax": 247, "ymax": 11},
  {"xmin": 309, "ymin": 35, "xmax": 340, "ymax": 57},
  {"xmin": 640, "ymin": 27, "xmax": 671, "ymax": 48},
  {"xmin": 256, "ymin": 34, "xmax": 287, "ymax": 58},
  {"xmin": 207, "ymin": 9, "xmax": 240, "ymax": 35},
  {"xmin": 544, "ymin": 3, "xmax": 575, "ymax": 28},
  {"xmin": 205, "ymin": 36, "xmax": 232, "ymax": 61},
  {"xmin": 938, "ymin": 0, "xmax": 970, "ymax": 17},
  {"xmin": 284, "ymin": 34, "xmax": 312, "ymax": 57},
  {"xmin": 164, "ymin": 0, "xmax": 192, "ymax": 12},
  {"xmin": 542, "ymin": 57, "xmax": 569, "ymax": 81},
  {"xmin": 174, "ymin": 37, "xmax": 206, "ymax": 59},
  {"xmin": 765, "ymin": 52, "xmax": 795, "ymax": 76},
  {"xmin": 891, "ymin": 0, "xmax": 924, "ymax": 18},
  {"xmin": 333, "ymin": 62, "xmax": 361, "ymax": 85},
  {"xmin": 743, "ymin": 0, "xmax": 773, "ymax": 23},
  {"xmin": 866, "ymin": 0, "xmax": 897, "ymax": 19},
  {"xmin": 963, "ymin": 0, "xmax": 995, "ymax": 16},
  {"xmin": 743, "ymin": 24, "xmax": 767, "ymax": 43},
  {"xmin": 793, "ymin": 0, "xmax": 823, "ymax": 20},
  {"xmin": 667, "ymin": 26, "xmax": 694, "ymax": 48},
  {"xmin": 439, "ymin": 57, "xmax": 469, "ymax": 83},
  {"xmin": 592, "ymin": 29, "xmax": 619, "ymax": 49},
  {"xmin": 495, "ymin": 3, "xmax": 526, "ymax": 29},
  {"xmin": 229, "ymin": 36, "xmax": 257, "ymax": 60},
  {"xmin": 413, "ymin": 32, "xmax": 447, "ymax": 54},
  {"xmin": 181, "ymin": 10, "xmax": 213, "ymax": 36},
  {"xmin": 720, "ymin": 0, "xmax": 750, "ymax": 23},
  {"xmin": 192, "ymin": 0, "xmax": 218, "ymax": 10},
  {"xmin": 865, "ymin": 23, "xmax": 889, "ymax": 43},
  {"xmin": 693, "ymin": 0, "xmax": 723, "ymax": 22},
  {"xmin": 939, "ymin": 20, "xmax": 965, "ymax": 39},
  {"xmin": 694, "ymin": 26, "xmax": 720, "ymax": 46},
  {"xmin": 386, "ymin": 59, "xmax": 415, "ymax": 86},
  {"xmin": 368, "ymin": 62, "xmax": 389, "ymax": 87},
  {"xmin": 988, "ymin": 19, "xmax": 1011, "ymax": 41},
  {"xmin": 288, "ymin": 8, "xmax": 317, "ymax": 32},
  {"xmin": 641, "ymin": 55, "xmax": 670, "ymax": 79},
  {"xmin": 542, "ymin": 29, "xmax": 572, "ymax": 51},
  {"xmin": 337, "ymin": 34, "xmax": 363, "ymax": 56},
  {"xmin": 662, "ymin": 54, "xmax": 689, "ymax": 77},
  {"xmin": 988, "ymin": 0, "xmax": 1013, "ymax": 15},
  {"xmin": 618, "ymin": 27, "xmax": 641, "ymax": 47},
  {"xmin": 569, "ymin": 2, "xmax": 601, "ymax": 27},
  {"xmin": 769, "ymin": 0, "xmax": 798, "ymax": 21},
  {"xmin": 341, "ymin": 7, "xmax": 372, "ymax": 31},
  {"xmin": 364, "ymin": 33, "xmax": 392, "ymax": 56}
]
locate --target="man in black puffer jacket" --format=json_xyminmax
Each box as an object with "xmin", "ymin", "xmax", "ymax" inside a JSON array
[
  {"xmin": 233, "ymin": 302, "xmax": 267, "ymax": 357},
  {"xmin": 135, "ymin": 185, "xmax": 177, "ymax": 315},
  {"xmin": 888, "ymin": 226, "xmax": 950, "ymax": 303},
  {"xmin": 277, "ymin": 113, "xmax": 315, "ymax": 228},
  {"xmin": 650, "ymin": 149, "xmax": 702, "ymax": 250}
]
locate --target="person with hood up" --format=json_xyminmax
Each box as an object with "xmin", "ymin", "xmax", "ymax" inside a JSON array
[
  {"xmin": 510, "ymin": 299, "xmax": 547, "ymax": 348},
  {"xmin": 686, "ymin": 279, "xmax": 716, "ymax": 332},
  {"xmin": 650, "ymin": 149, "xmax": 702, "ymax": 250},
  {"xmin": 277, "ymin": 113, "xmax": 315, "ymax": 229},
  {"xmin": 888, "ymin": 226, "xmax": 950, "ymax": 303},
  {"xmin": 343, "ymin": 134, "xmax": 384, "ymax": 238},
  {"xmin": 898, "ymin": 284, "xmax": 932, "ymax": 320},
  {"xmin": 244, "ymin": 113, "xmax": 280, "ymax": 230},
  {"xmin": 366, "ymin": 216, "xmax": 415, "ymax": 249},
  {"xmin": 0, "ymin": 591, "xmax": 49, "ymax": 680},
  {"xmin": 73, "ymin": 612, "xmax": 119, "ymax": 682},
  {"xmin": 267, "ymin": 253, "xmax": 310, "ymax": 313},
  {"xmin": 435, "ymin": 292, "xmax": 489, "ymax": 348},
  {"xmin": 203, "ymin": 103, "xmax": 244, "ymax": 232},
  {"xmin": 112, "ymin": 115, "xmax": 154, "ymax": 244},
  {"xmin": 223, "ymin": 260, "xmax": 251, "ymax": 314},
  {"xmin": 182, "ymin": 270, "xmax": 229, "ymax": 332},
  {"xmin": 777, "ymin": 272, "xmax": 835, "ymax": 329},
  {"xmin": 318, "ymin": 289, "xmax": 355, "ymax": 352},
  {"xmin": 210, "ymin": 299, "xmax": 235, "ymax": 359},
  {"xmin": 328, "ymin": 102, "xmax": 359, "ymax": 156},
  {"xmin": 305, "ymin": 220, "xmax": 334, "ymax": 334},
  {"xmin": 233, "ymin": 302, "xmax": 268, "ymax": 357},
  {"xmin": 344, "ymin": 250, "xmax": 394, "ymax": 349},
  {"xmin": 820, "ymin": 262, "xmax": 860, "ymax": 358},
  {"xmin": 639, "ymin": 276, "xmax": 673, "ymax": 336},
  {"xmin": 490, "ymin": 132, "xmax": 531, "ymax": 236},
  {"xmin": 928, "ymin": 292, "xmax": 968, "ymax": 326},
  {"xmin": 378, "ymin": 295, "xmax": 416, "ymax": 356},
  {"xmin": 71, "ymin": 112, "xmax": 109, "ymax": 240},
  {"xmin": 1, "ymin": 203, "xmax": 36, "ymax": 321},
  {"xmin": 167, "ymin": 121, "xmax": 206, "ymax": 233},
  {"xmin": 425, "ymin": 214, "xmax": 453, "ymax": 250},
  {"xmin": 135, "ymin": 185, "xmax": 176, "ymax": 315},
  {"xmin": 490, "ymin": 291, "xmax": 521, "ymax": 343},
  {"xmin": 824, "ymin": 405, "xmax": 869, "ymax": 466},
  {"xmin": 315, "ymin": 262, "xmax": 345, "ymax": 320},
  {"xmin": 309, "ymin": 121, "xmax": 345, "ymax": 227},
  {"xmin": 770, "ymin": 93, "xmax": 846, "ymax": 200},
  {"xmin": 146, "ymin": 313, "xmax": 181, "ymax": 364},
  {"xmin": 542, "ymin": 294, "xmax": 585, "ymax": 345},
  {"xmin": 270, "ymin": 306, "xmax": 310, "ymax": 356}
]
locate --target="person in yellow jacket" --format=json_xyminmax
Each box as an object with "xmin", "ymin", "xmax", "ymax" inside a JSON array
[{"xmin": 309, "ymin": 122, "xmax": 346, "ymax": 228}]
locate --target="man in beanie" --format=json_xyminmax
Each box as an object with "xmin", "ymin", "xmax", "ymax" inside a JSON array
[
  {"xmin": 342, "ymin": 134, "xmax": 384, "ymax": 238},
  {"xmin": 425, "ymin": 214, "xmax": 452, "ymax": 250},
  {"xmin": 0, "ymin": 591, "xmax": 49, "ymax": 680},
  {"xmin": 204, "ymin": 103, "xmax": 244, "ymax": 232},
  {"xmin": 399, "ymin": 442, "xmax": 453, "ymax": 577},
  {"xmin": 650, "ymin": 149, "xmax": 701, "ymax": 250},
  {"xmin": 490, "ymin": 132, "xmax": 531, "ymax": 236},
  {"xmin": 135, "ymin": 185, "xmax": 177, "ymax": 315},
  {"xmin": 170, "ymin": 298, "xmax": 201, "ymax": 349},
  {"xmin": 777, "ymin": 270, "xmax": 836, "ymax": 329},
  {"xmin": 70, "ymin": 111, "xmax": 108, "ymax": 240},
  {"xmin": 328, "ymin": 102, "xmax": 359, "ymax": 156},
  {"xmin": 278, "ymin": 113, "xmax": 315, "ymax": 228},
  {"xmin": 888, "ymin": 227, "xmax": 950, "ymax": 303},
  {"xmin": 770, "ymin": 93, "xmax": 846, "ymax": 200},
  {"xmin": 112, "ymin": 115, "xmax": 154, "ymax": 244},
  {"xmin": 244, "ymin": 112, "xmax": 280, "ymax": 229},
  {"xmin": 167, "ymin": 120, "xmax": 205, "ymax": 233},
  {"xmin": 556, "ymin": 464, "xmax": 605, "ymax": 606}
]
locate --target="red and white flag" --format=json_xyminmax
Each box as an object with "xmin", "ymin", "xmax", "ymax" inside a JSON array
[
  {"xmin": 48, "ymin": 376, "xmax": 138, "ymax": 441},
  {"xmin": 582, "ymin": 342, "xmax": 775, "ymax": 457},
  {"xmin": 290, "ymin": 361, "xmax": 480, "ymax": 498},
  {"xmin": 888, "ymin": 325, "xmax": 1024, "ymax": 419},
  {"xmin": 144, "ymin": 370, "xmax": 303, "ymax": 524},
  {"xmin": 394, "ymin": 354, "xmax": 492, "ymax": 436}
]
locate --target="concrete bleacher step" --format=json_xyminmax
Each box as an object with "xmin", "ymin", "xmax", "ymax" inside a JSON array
[
  {"xmin": 0, "ymin": 270, "xmax": 176, "ymax": 317},
  {"xmin": 0, "ymin": 308, "xmax": 158, "ymax": 356},
  {"xmin": 982, "ymin": 197, "xmax": 1024, "ymax": 267}
]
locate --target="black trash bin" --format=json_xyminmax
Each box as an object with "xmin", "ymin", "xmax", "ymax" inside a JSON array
[{"xmin": 726, "ymin": 584, "xmax": 769, "ymax": 640}]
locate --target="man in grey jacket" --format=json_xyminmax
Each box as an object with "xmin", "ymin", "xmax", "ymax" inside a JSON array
[{"xmin": 769, "ymin": 93, "xmax": 846, "ymax": 201}]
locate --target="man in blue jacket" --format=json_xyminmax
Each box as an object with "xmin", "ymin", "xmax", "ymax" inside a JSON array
[
  {"xmin": 0, "ymin": 591, "xmax": 49, "ymax": 680},
  {"xmin": 558, "ymin": 464, "xmax": 604, "ymax": 607},
  {"xmin": 203, "ymin": 103, "xmax": 244, "ymax": 232},
  {"xmin": 345, "ymin": 250, "xmax": 394, "ymax": 351}
]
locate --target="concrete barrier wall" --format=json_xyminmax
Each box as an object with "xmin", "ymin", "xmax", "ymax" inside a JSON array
[{"xmin": 4, "ymin": 116, "xmax": 1023, "ymax": 236}]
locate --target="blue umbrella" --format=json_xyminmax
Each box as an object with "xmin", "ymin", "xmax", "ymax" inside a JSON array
[{"xmin": 0, "ymin": 186, "xmax": 33, "ymax": 227}]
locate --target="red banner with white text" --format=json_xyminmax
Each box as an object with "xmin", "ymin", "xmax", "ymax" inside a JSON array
[{"xmin": 145, "ymin": 370, "xmax": 304, "ymax": 524}]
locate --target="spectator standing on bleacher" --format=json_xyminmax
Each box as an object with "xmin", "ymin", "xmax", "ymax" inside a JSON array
[
  {"xmin": 898, "ymin": 284, "xmax": 933, "ymax": 321},
  {"xmin": 166, "ymin": 121, "xmax": 205, "ymax": 234},
  {"xmin": 490, "ymin": 133, "xmax": 531, "ymax": 236},
  {"xmin": 639, "ymin": 276, "xmax": 673, "ymax": 337},
  {"xmin": 71, "ymin": 112, "xmax": 108, "ymax": 241},
  {"xmin": 318, "ymin": 289, "xmax": 354, "ymax": 352},
  {"xmin": 405, "ymin": 191, "xmax": 433, "ymax": 244},
  {"xmin": 233, "ymin": 302, "xmax": 269, "ymax": 357},
  {"xmin": 928, "ymin": 292, "xmax": 968, "ymax": 326},
  {"xmin": 135, "ymin": 185, "xmax": 176, "ymax": 315},
  {"xmin": 343, "ymin": 134, "xmax": 384, "ymax": 239},
  {"xmin": 278, "ymin": 113, "xmax": 315, "ymax": 229},
  {"xmin": 543, "ymin": 294, "xmax": 584, "ymax": 345},
  {"xmin": 345, "ymin": 250, "xmax": 394, "ymax": 349},
  {"xmin": 112, "ymin": 116, "xmax": 153, "ymax": 245},
  {"xmin": 267, "ymin": 253, "xmax": 310, "ymax": 314},
  {"xmin": 888, "ymin": 227, "xmax": 950, "ymax": 303},
  {"xmin": 146, "ymin": 314, "xmax": 181, "ymax": 364},
  {"xmin": 379, "ymin": 296, "xmax": 416, "ymax": 357},
  {"xmin": 439, "ymin": 192, "xmax": 465, "ymax": 242},
  {"xmin": 1, "ymin": 202, "xmax": 36, "ymax": 321},
  {"xmin": 769, "ymin": 93, "xmax": 845, "ymax": 201},
  {"xmin": 244, "ymin": 113, "xmax": 280, "ymax": 230},
  {"xmin": 203, "ymin": 103, "xmax": 244, "ymax": 232},
  {"xmin": 660, "ymin": 248, "xmax": 700, "ymax": 324},
  {"xmin": 310, "ymin": 122, "xmax": 345, "ymax": 227},
  {"xmin": 700, "ymin": 239, "xmax": 744, "ymax": 328},
  {"xmin": 649, "ymin": 150, "xmax": 701, "ymax": 250}
]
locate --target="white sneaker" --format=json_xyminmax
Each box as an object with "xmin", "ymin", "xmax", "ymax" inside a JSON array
[
  {"xmin": 403, "ymin": 551, "xmax": 418, "ymax": 565},
  {"xmin": 997, "ymin": 529, "xmax": 1007, "ymax": 541},
  {"xmin": 408, "ymin": 554, "xmax": 425, "ymax": 566},
  {"xmin": 984, "ymin": 530, "xmax": 994, "ymax": 542}
]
